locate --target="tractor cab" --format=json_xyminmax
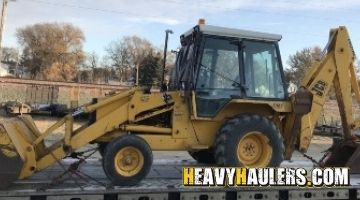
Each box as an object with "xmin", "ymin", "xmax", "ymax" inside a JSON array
[{"xmin": 171, "ymin": 23, "xmax": 287, "ymax": 117}]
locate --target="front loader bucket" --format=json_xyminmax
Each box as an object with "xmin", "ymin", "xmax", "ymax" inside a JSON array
[
  {"xmin": 0, "ymin": 115, "xmax": 39, "ymax": 189},
  {"xmin": 0, "ymin": 149, "xmax": 23, "ymax": 189},
  {"xmin": 322, "ymin": 138, "xmax": 360, "ymax": 173}
]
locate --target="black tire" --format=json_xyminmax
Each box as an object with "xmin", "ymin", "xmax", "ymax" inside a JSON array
[
  {"xmin": 102, "ymin": 135, "xmax": 153, "ymax": 186},
  {"xmin": 98, "ymin": 142, "xmax": 108, "ymax": 157},
  {"xmin": 215, "ymin": 114, "xmax": 284, "ymax": 167},
  {"xmin": 188, "ymin": 149, "xmax": 216, "ymax": 164}
]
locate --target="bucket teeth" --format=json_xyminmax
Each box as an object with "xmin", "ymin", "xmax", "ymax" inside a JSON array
[{"xmin": 0, "ymin": 149, "xmax": 23, "ymax": 189}]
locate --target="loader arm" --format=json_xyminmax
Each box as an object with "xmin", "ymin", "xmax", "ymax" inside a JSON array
[
  {"xmin": 0, "ymin": 87, "xmax": 176, "ymax": 183},
  {"xmin": 284, "ymin": 26, "xmax": 360, "ymax": 160}
]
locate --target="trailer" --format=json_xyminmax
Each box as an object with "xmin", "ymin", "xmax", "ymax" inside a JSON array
[{"xmin": 1, "ymin": 155, "xmax": 359, "ymax": 200}]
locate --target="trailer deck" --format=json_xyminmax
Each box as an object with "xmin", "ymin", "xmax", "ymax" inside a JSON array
[{"xmin": 1, "ymin": 158, "xmax": 360, "ymax": 200}]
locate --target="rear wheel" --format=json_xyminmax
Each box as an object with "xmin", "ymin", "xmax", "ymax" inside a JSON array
[
  {"xmin": 188, "ymin": 149, "xmax": 216, "ymax": 164},
  {"xmin": 215, "ymin": 114, "xmax": 284, "ymax": 167},
  {"xmin": 102, "ymin": 135, "xmax": 153, "ymax": 186}
]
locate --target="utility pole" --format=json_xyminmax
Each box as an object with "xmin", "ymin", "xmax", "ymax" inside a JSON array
[{"xmin": 0, "ymin": 0, "xmax": 9, "ymax": 66}]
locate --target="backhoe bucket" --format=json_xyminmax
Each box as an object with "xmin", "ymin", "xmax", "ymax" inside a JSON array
[{"xmin": 322, "ymin": 138, "xmax": 360, "ymax": 173}]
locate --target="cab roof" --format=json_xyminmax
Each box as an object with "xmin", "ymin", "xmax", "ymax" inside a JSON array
[{"xmin": 182, "ymin": 24, "xmax": 282, "ymax": 42}]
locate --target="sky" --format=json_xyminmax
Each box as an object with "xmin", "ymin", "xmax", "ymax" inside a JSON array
[{"xmin": 3, "ymin": 0, "xmax": 360, "ymax": 68}]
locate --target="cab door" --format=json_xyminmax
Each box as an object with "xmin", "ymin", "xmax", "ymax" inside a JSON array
[
  {"xmin": 241, "ymin": 40, "xmax": 286, "ymax": 99},
  {"xmin": 194, "ymin": 37, "xmax": 242, "ymax": 118}
]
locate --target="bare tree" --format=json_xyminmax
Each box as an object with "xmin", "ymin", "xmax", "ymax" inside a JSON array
[
  {"xmin": 124, "ymin": 36, "xmax": 154, "ymax": 67},
  {"xmin": 0, "ymin": 47, "xmax": 20, "ymax": 77},
  {"xmin": 105, "ymin": 40, "xmax": 130, "ymax": 82},
  {"xmin": 1, "ymin": 47, "xmax": 18, "ymax": 62},
  {"xmin": 77, "ymin": 70, "xmax": 91, "ymax": 83},
  {"xmin": 85, "ymin": 51, "xmax": 99, "ymax": 82},
  {"xmin": 16, "ymin": 22, "xmax": 85, "ymax": 81},
  {"xmin": 101, "ymin": 57, "xmax": 113, "ymax": 84},
  {"xmin": 105, "ymin": 36, "xmax": 154, "ymax": 83},
  {"xmin": 285, "ymin": 46, "xmax": 322, "ymax": 86}
]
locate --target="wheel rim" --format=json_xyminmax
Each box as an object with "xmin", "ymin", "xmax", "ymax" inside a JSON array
[
  {"xmin": 237, "ymin": 131, "xmax": 272, "ymax": 167},
  {"xmin": 114, "ymin": 146, "xmax": 144, "ymax": 177}
]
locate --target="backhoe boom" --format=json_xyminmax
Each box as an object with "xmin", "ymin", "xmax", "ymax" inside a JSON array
[{"xmin": 284, "ymin": 27, "xmax": 360, "ymax": 167}]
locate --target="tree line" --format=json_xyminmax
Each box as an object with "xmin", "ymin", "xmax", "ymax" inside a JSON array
[
  {"xmin": 3, "ymin": 22, "xmax": 173, "ymax": 86},
  {"xmin": 4, "ymin": 21, "xmax": 357, "ymax": 87},
  {"xmin": 285, "ymin": 46, "xmax": 360, "ymax": 88}
]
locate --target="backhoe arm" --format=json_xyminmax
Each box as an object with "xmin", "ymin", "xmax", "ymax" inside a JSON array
[{"xmin": 284, "ymin": 26, "xmax": 360, "ymax": 159}]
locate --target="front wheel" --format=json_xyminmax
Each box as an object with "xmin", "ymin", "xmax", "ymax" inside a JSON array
[
  {"xmin": 102, "ymin": 135, "xmax": 153, "ymax": 186},
  {"xmin": 215, "ymin": 114, "xmax": 284, "ymax": 167}
]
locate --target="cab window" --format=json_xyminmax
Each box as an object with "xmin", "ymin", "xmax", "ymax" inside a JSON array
[{"xmin": 242, "ymin": 41, "xmax": 285, "ymax": 99}]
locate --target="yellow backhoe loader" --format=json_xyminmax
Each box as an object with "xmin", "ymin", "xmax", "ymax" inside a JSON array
[{"xmin": 1, "ymin": 20, "xmax": 360, "ymax": 188}]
